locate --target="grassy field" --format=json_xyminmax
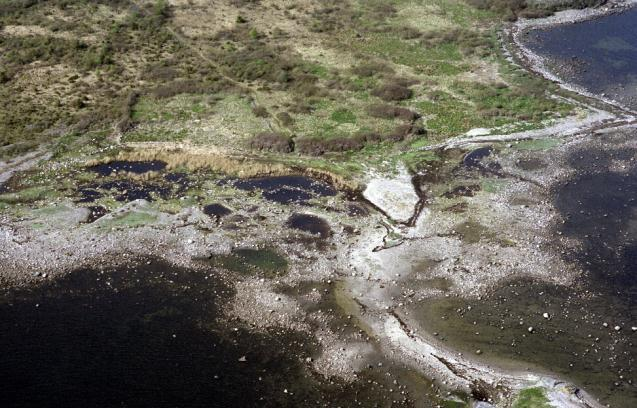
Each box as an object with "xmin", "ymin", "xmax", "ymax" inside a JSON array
[{"xmin": 0, "ymin": 0, "xmax": 575, "ymax": 178}]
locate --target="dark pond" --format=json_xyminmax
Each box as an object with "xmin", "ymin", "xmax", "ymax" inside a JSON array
[
  {"xmin": 231, "ymin": 175, "xmax": 337, "ymax": 205},
  {"xmin": 522, "ymin": 7, "xmax": 637, "ymax": 108},
  {"xmin": 88, "ymin": 160, "xmax": 167, "ymax": 176},
  {"xmin": 463, "ymin": 147, "xmax": 493, "ymax": 168},
  {"xmin": 286, "ymin": 213, "xmax": 332, "ymax": 238},
  {"xmin": 461, "ymin": 146, "xmax": 502, "ymax": 175},
  {"xmin": 0, "ymin": 260, "xmax": 423, "ymax": 407},
  {"xmin": 203, "ymin": 203, "xmax": 232, "ymax": 218},
  {"xmin": 78, "ymin": 180, "xmax": 171, "ymax": 203}
]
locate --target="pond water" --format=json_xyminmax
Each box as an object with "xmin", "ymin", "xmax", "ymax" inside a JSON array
[
  {"xmin": 231, "ymin": 175, "xmax": 337, "ymax": 205},
  {"xmin": 522, "ymin": 7, "xmax": 637, "ymax": 109},
  {"xmin": 286, "ymin": 213, "xmax": 332, "ymax": 238},
  {"xmin": 88, "ymin": 160, "xmax": 167, "ymax": 176},
  {"xmin": 203, "ymin": 203, "xmax": 232, "ymax": 218}
]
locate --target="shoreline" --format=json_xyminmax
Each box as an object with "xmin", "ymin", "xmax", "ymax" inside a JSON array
[
  {"xmin": 341, "ymin": 4, "xmax": 637, "ymax": 406},
  {"xmin": 509, "ymin": 0, "xmax": 637, "ymax": 116}
]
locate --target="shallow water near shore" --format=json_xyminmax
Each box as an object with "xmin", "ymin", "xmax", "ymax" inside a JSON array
[
  {"xmin": 522, "ymin": 7, "xmax": 637, "ymax": 109},
  {"xmin": 414, "ymin": 129, "xmax": 637, "ymax": 407},
  {"xmin": 408, "ymin": 11, "xmax": 637, "ymax": 406},
  {"xmin": 0, "ymin": 260, "xmax": 438, "ymax": 407}
]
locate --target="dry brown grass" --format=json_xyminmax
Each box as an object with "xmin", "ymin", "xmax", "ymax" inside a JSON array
[{"xmin": 89, "ymin": 144, "xmax": 359, "ymax": 190}]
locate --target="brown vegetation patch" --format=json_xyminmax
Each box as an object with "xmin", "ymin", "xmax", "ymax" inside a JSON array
[
  {"xmin": 250, "ymin": 132, "xmax": 294, "ymax": 153},
  {"xmin": 372, "ymin": 83, "xmax": 413, "ymax": 101},
  {"xmin": 367, "ymin": 104, "xmax": 420, "ymax": 121}
]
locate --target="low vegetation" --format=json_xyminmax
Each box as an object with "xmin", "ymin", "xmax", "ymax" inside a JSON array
[
  {"xmin": 1, "ymin": 0, "xmax": 578, "ymax": 181},
  {"xmin": 512, "ymin": 387, "xmax": 551, "ymax": 408}
]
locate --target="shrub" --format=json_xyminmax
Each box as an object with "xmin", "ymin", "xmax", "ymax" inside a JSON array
[
  {"xmin": 276, "ymin": 112, "xmax": 294, "ymax": 127},
  {"xmin": 372, "ymin": 83, "xmax": 413, "ymax": 101},
  {"xmin": 351, "ymin": 61, "xmax": 394, "ymax": 77},
  {"xmin": 295, "ymin": 137, "xmax": 325, "ymax": 156},
  {"xmin": 152, "ymin": 80, "xmax": 219, "ymax": 98},
  {"xmin": 0, "ymin": 69, "xmax": 11, "ymax": 84},
  {"xmin": 116, "ymin": 90, "xmax": 139, "ymax": 133},
  {"xmin": 354, "ymin": 131, "xmax": 382, "ymax": 143},
  {"xmin": 252, "ymin": 105, "xmax": 270, "ymax": 117},
  {"xmin": 295, "ymin": 136, "xmax": 364, "ymax": 156},
  {"xmin": 386, "ymin": 123, "xmax": 427, "ymax": 142},
  {"xmin": 367, "ymin": 104, "xmax": 420, "ymax": 121},
  {"xmin": 250, "ymin": 132, "xmax": 294, "ymax": 153}
]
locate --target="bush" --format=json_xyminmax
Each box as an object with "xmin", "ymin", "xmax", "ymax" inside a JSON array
[
  {"xmin": 250, "ymin": 132, "xmax": 294, "ymax": 153},
  {"xmin": 351, "ymin": 61, "xmax": 394, "ymax": 77},
  {"xmin": 372, "ymin": 83, "xmax": 413, "ymax": 101},
  {"xmin": 252, "ymin": 105, "xmax": 270, "ymax": 117},
  {"xmin": 386, "ymin": 124, "xmax": 426, "ymax": 142},
  {"xmin": 0, "ymin": 69, "xmax": 12, "ymax": 84},
  {"xmin": 354, "ymin": 131, "xmax": 382, "ymax": 143},
  {"xmin": 367, "ymin": 104, "xmax": 420, "ymax": 121},
  {"xmin": 152, "ymin": 80, "xmax": 219, "ymax": 98},
  {"xmin": 276, "ymin": 112, "xmax": 294, "ymax": 127},
  {"xmin": 116, "ymin": 90, "xmax": 139, "ymax": 133},
  {"xmin": 295, "ymin": 136, "xmax": 364, "ymax": 156}
]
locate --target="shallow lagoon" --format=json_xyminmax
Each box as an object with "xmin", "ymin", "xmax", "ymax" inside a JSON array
[{"xmin": 523, "ymin": 7, "xmax": 637, "ymax": 108}]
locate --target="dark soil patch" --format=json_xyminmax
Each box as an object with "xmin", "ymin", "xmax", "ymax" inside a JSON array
[{"xmin": 442, "ymin": 184, "xmax": 481, "ymax": 198}]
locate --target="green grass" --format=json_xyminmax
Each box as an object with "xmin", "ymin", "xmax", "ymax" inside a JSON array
[
  {"xmin": 354, "ymin": 33, "xmax": 467, "ymax": 75},
  {"xmin": 122, "ymin": 128, "xmax": 188, "ymax": 143},
  {"xmin": 513, "ymin": 387, "xmax": 551, "ymax": 408},
  {"xmin": 330, "ymin": 109, "xmax": 357, "ymax": 124},
  {"xmin": 103, "ymin": 211, "xmax": 159, "ymax": 228},
  {"xmin": 481, "ymin": 179, "xmax": 507, "ymax": 193},
  {"xmin": 0, "ymin": 186, "xmax": 54, "ymax": 204}
]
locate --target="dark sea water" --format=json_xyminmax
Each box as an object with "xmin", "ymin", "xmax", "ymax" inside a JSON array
[
  {"xmin": 0, "ymin": 261, "xmax": 426, "ymax": 408},
  {"xmin": 523, "ymin": 7, "xmax": 637, "ymax": 109}
]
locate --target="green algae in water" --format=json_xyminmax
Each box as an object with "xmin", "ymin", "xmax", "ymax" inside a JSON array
[
  {"xmin": 511, "ymin": 138, "xmax": 561, "ymax": 151},
  {"xmin": 512, "ymin": 387, "xmax": 550, "ymax": 408},
  {"xmin": 409, "ymin": 278, "xmax": 636, "ymax": 407},
  {"xmin": 210, "ymin": 248, "xmax": 288, "ymax": 278}
]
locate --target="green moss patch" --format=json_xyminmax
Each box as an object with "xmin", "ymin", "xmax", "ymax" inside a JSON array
[
  {"xmin": 209, "ymin": 247, "xmax": 288, "ymax": 278},
  {"xmin": 513, "ymin": 387, "xmax": 551, "ymax": 408}
]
